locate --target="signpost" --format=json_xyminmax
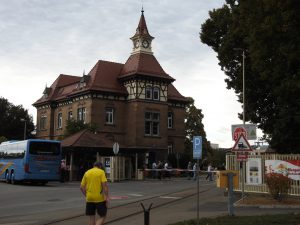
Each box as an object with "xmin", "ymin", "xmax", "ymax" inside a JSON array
[
  {"xmin": 232, "ymin": 133, "xmax": 252, "ymax": 200},
  {"xmin": 193, "ymin": 136, "xmax": 202, "ymax": 225}
]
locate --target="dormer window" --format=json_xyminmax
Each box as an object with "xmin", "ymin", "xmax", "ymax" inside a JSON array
[
  {"xmin": 78, "ymin": 75, "xmax": 90, "ymax": 89},
  {"xmin": 145, "ymin": 86, "xmax": 160, "ymax": 101},
  {"xmin": 153, "ymin": 87, "xmax": 160, "ymax": 100},
  {"xmin": 42, "ymin": 87, "xmax": 51, "ymax": 98},
  {"xmin": 146, "ymin": 86, "xmax": 152, "ymax": 99}
]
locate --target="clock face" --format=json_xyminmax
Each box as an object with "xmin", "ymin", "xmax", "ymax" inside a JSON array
[
  {"xmin": 134, "ymin": 40, "xmax": 140, "ymax": 48},
  {"xmin": 142, "ymin": 40, "xmax": 149, "ymax": 48}
]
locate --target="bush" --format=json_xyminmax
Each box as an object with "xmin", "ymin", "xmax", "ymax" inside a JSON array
[{"xmin": 265, "ymin": 173, "xmax": 291, "ymax": 201}]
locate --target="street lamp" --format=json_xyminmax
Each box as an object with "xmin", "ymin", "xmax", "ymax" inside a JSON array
[
  {"xmin": 20, "ymin": 119, "xmax": 27, "ymax": 140},
  {"xmin": 234, "ymin": 48, "xmax": 246, "ymax": 200},
  {"xmin": 234, "ymin": 48, "xmax": 246, "ymax": 125}
]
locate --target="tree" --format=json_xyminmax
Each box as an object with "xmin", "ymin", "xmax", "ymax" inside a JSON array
[
  {"xmin": 200, "ymin": 0, "xmax": 300, "ymax": 153},
  {"xmin": 64, "ymin": 119, "xmax": 97, "ymax": 137},
  {"xmin": 0, "ymin": 97, "xmax": 35, "ymax": 140},
  {"xmin": 184, "ymin": 97, "xmax": 212, "ymax": 161}
]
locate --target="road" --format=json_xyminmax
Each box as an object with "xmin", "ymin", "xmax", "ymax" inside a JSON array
[{"xmin": 0, "ymin": 177, "xmax": 214, "ymax": 225}]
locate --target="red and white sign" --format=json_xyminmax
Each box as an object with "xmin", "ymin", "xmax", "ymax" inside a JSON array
[
  {"xmin": 233, "ymin": 127, "xmax": 247, "ymax": 141},
  {"xmin": 237, "ymin": 152, "xmax": 248, "ymax": 162},
  {"xmin": 232, "ymin": 133, "xmax": 252, "ymax": 152}
]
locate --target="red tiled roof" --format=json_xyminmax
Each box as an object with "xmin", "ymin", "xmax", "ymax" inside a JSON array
[
  {"xmin": 88, "ymin": 60, "xmax": 127, "ymax": 94},
  {"xmin": 119, "ymin": 53, "xmax": 174, "ymax": 81},
  {"xmin": 33, "ymin": 74, "xmax": 80, "ymax": 105},
  {"xmin": 62, "ymin": 129, "xmax": 115, "ymax": 148},
  {"xmin": 168, "ymin": 84, "xmax": 189, "ymax": 102}
]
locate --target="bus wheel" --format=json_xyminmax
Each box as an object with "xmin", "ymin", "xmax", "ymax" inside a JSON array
[
  {"xmin": 5, "ymin": 171, "xmax": 10, "ymax": 183},
  {"xmin": 10, "ymin": 172, "xmax": 16, "ymax": 185}
]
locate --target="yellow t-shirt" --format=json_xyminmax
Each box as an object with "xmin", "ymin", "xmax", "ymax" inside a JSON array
[{"xmin": 81, "ymin": 167, "xmax": 107, "ymax": 202}]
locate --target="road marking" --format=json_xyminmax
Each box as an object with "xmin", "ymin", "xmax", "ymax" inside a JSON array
[
  {"xmin": 110, "ymin": 196, "xmax": 129, "ymax": 200},
  {"xmin": 159, "ymin": 196, "xmax": 181, "ymax": 199},
  {"xmin": 128, "ymin": 193, "xmax": 143, "ymax": 197}
]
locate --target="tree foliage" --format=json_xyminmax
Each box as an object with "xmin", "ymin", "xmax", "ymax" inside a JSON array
[
  {"xmin": 200, "ymin": 0, "xmax": 300, "ymax": 153},
  {"xmin": 64, "ymin": 119, "xmax": 97, "ymax": 137},
  {"xmin": 0, "ymin": 97, "xmax": 35, "ymax": 140},
  {"xmin": 184, "ymin": 97, "xmax": 212, "ymax": 160}
]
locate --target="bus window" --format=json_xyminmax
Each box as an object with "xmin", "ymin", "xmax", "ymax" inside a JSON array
[{"xmin": 29, "ymin": 142, "xmax": 60, "ymax": 155}]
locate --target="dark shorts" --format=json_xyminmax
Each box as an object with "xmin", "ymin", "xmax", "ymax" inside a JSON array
[{"xmin": 86, "ymin": 201, "xmax": 107, "ymax": 217}]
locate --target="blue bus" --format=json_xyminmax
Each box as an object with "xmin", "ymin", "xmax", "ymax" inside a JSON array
[{"xmin": 0, "ymin": 139, "xmax": 62, "ymax": 184}]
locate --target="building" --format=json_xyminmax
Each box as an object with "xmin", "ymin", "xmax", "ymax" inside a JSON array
[{"xmin": 33, "ymin": 10, "xmax": 188, "ymax": 175}]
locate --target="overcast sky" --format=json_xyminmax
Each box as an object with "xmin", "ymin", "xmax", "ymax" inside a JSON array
[{"xmin": 0, "ymin": 0, "xmax": 259, "ymax": 148}]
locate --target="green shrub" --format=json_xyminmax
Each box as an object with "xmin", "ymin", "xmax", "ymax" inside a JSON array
[{"xmin": 265, "ymin": 172, "xmax": 291, "ymax": 201}]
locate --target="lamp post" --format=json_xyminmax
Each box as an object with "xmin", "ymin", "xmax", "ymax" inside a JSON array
[
  {"xmin": 234, "ymin": 48, "xmax": 246, "ymax": 200},
  {"xmin": 20, "ymin": 119, "xmax": 27, "ymax": 140}
]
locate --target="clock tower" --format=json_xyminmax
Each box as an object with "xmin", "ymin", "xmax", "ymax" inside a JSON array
[{"xmin": 131, "ymin": 9, "xmax": 154, "ymax": 55}]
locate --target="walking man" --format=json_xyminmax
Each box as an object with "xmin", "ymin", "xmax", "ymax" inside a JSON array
[{"xmin": 80, "ymin": 161, "xmax": 109, "ymax": 225}]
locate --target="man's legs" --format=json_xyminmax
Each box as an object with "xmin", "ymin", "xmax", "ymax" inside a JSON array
[
  {"xmin": 89, "ymin": 215, "xmax": 96, "ymax": 225},
  {"xmin": 96, "ymin": 216, "xmax": 106, "ymax": 225}
]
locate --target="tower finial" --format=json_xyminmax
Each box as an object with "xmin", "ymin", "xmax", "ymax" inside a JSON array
[{"xmin": 141, "ymin": 0, "xmax": 144, "ymax": 14}]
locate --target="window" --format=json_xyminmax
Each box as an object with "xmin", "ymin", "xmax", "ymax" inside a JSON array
[
  {"xmin": 57, "ymin": 113, "xmax": 62, "ymax": 129},
  {"xmin": 77, "ymin": 107, "xmax": 86, "ymax": 122},
  {"xmin": 40, "ymin": 115, "xmax": 47, "ymax": 130},
  {"xmin": 145, "ymin": 87, "xmax": 152, "ymax": 99},
  {"xmin": 145, "ymin": 112, "xmax": 160, "ymax": 136},
  {"xmin": 68, "ymin": 111, "xmax": 73, "ymax": 120},
  {"xmin": 153, "ymin": 87, "xmax": 160, "ymax": 100},
  {"xmin": 168, "ymin": 112, "xmax": 173, "ymax": 129},
  {"xmin": 145, "ymin": 86, "xmax": 160, "ymax": 101},
  {"xmin": 106, "ymin": 108, "xmax": 114, "ymax": 124}
]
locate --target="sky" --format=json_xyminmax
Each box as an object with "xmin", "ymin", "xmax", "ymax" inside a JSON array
[{"xmin": 0, "ymin": 0, "xmax": 260, "ymax": 148}]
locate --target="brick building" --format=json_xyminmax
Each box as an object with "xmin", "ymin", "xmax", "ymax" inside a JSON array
[{"xmin": 33, "ymin": 10, "xmax": 188, "ymax": 170}]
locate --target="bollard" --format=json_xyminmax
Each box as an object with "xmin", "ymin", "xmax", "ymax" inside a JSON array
[
  {"xmin": 141, "ymin": 203, "xmax": 153, "ymax": 225},
  {"xmin": 227, "ymin": 172, "xmax": 236, "ymax": 216}
]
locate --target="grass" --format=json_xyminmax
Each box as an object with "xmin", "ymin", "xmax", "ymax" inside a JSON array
[{"xmin": 169, "ymin": 213, "xmax": 300, "ymax": 225}]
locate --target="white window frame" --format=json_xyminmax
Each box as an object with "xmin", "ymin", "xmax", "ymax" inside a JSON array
[
  {"xmin": 106, "ymin": 108, "xmax": 114, "ymax": 124},
  {"xmin": 145, "ymin": 86, "xmax": 152, "ymax": 99},
  {"xmin": 153, "ymin": 87, "xmax": 160, "ymax": 100},
  {"xmin": 168, "ymin": 112, "xmax": 173, "ymax": 129},
  {"xmin": 57, "ymin": 113, "xmax": 62, "ymax": 129},
  {"xmin": 40, "ymin": 115, "xmax": 47, "ymax": 130},
  {"xmin": 145, "ymin": 112, "xmax": 160, "ymax": 136}
]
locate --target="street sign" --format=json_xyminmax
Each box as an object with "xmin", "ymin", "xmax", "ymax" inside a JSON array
[
  {"xmin": 113, "ymin": 142, "xmax": 119, "ymax": 155},
  {"xmin": 233, "ymin": 127, "xmax": 247, "ymax": 141},
  {"xmin": 237, "ymin": 152, "xmax": 248, "ymax": 162},
  {"xmin": 232, "ymin": 124, "xmax": 257, "ymax": 140},
  {"xmin": 193, "ymin": 136, "xmax": 202, "ymax": 159},
  {"xmin": 232, "ymin": 133, "xmax": 252, "ymax": 152}
]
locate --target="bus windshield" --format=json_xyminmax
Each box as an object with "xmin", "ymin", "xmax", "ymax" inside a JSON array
[{"xmin": 29, "ymin": 142, "xmax": 60, "ymax": 155}]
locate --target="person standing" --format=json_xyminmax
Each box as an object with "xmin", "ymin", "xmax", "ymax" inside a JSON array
[
  {"xmin": 193, "ymin": 162, "xmax": 198, "ymax": 181},
  {"xmin": 187, "ymin": 161, "xmax": 192, "ymax": 180},
  {"xmin": 206, "ymin": 163, "xmax": 213, "ymax": 181},
  {"xmin": 60, "ymin": 159, "xmax": 67, "ymax": 182},
  {"xmin": 152, "ymin": 161, "xmax": 157, "ymax": 179},
  {"xmin": 80, "ymin": 161, "xmax": 109, "ymax": 225}
]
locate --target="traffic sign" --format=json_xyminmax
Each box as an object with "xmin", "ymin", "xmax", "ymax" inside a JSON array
[
  {"xmin": 193, "ymin": 136, "xmax": 202, "ymax": 159},
  {"xmin": 233, "ymin": 127, "xmax": 247, "ymax": 141},
  {"xmin": 232, "ymin": 124, "xmax": 257, "ymax": 140},
  {"xmin": 113, "ymin": 142, "xmax": 119, "ymax": 155},
  {"xmin": 237, "ymin": 152, "xmax": 248, "ymax": 161},
  {"xmin": 232, "ymin": 133, "xmax": 252, "ymax": 151}
]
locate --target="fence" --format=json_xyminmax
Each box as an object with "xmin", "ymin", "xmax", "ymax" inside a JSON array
[{"xmin": 226, "ymin": 153, "xmax": 300, "ymax": 196}]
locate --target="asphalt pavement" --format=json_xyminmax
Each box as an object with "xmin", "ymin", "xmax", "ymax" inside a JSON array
[{"xmin": 50, "ymin": 178, "xmax": 300, "ymax": 225}]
